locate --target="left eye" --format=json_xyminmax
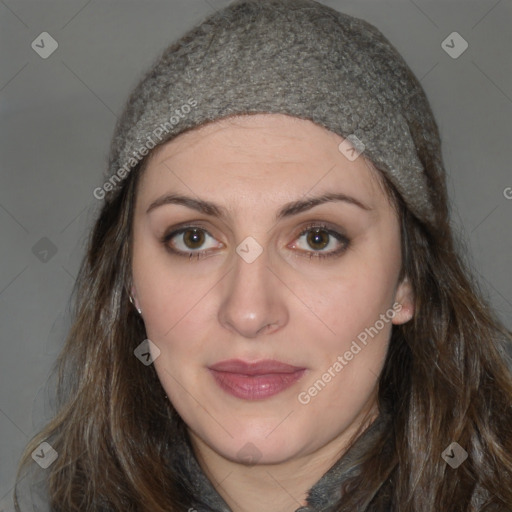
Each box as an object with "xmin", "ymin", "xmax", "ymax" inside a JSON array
[{"xmin": 290, "ymin": 226, "xmax": 349, "ymax": 257}]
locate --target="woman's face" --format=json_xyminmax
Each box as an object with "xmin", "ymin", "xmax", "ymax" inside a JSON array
[{"xmin": 131, "ymin": 113, "xmax": 414, "ymax": 465}]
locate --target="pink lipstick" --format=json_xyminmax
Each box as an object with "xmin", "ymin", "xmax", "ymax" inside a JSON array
[{"xmin": 208, "ymin": 359, "xmax": 306, "ymax": 400}]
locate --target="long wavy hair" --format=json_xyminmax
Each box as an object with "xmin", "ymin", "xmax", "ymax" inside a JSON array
[{"xmin": 14, "ymin": 12, "xmax": 512, "ymax": 512}]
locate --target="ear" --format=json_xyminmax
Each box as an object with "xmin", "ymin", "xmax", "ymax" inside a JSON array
[
  {"xmin": 130, "ymin": 285, "xmax": 142, "ymax": 311},
  {"xmin": 391, "ymin": 276, "xmax": 415, "ymax": 325}
]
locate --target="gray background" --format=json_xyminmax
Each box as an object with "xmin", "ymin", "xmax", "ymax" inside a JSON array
[{"xmin": 1, "ymin": 0, "xmax": 511, "ymax": 507}]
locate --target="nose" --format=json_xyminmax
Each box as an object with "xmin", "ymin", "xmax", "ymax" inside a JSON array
[{"xmin": 217, "ymin": 247, "xmax": 289, "ymax": 339}]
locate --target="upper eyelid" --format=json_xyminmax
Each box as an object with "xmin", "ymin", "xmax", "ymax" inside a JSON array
[
  {"xmin": 163, "ymin": 221, "xmax": 344, "ymax": 237},
  {"xmin": 297, "ymin": 223, "xmax": 346, "ymax": 238}
]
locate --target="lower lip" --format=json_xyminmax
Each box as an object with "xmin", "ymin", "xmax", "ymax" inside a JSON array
[{"xmin": 209, "ymin": 369, "xmax": 306, "ymax": 400}]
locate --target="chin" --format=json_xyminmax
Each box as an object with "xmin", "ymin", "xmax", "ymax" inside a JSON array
[{"xmin": 209, "ymin": 424, "xmax": 308, "ymax": 466}]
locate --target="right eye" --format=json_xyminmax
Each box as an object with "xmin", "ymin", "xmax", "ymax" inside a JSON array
[{"xmin": 162, "ymin": 226, "xmax": 224, "ymax": 260}]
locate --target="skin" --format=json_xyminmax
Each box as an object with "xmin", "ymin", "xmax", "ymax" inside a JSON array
[{"xmin": 131, "ymin": 113, "xmax": 414, "ymax": 511}]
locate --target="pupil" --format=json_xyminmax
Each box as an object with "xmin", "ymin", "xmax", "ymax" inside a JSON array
[
  {"xmin": 307, "ymin": 229, "xmax": 329, "ymax": 250},
  {"xmin": 184, "ymin": 229, "xmax": 204, "ymax": 249}
]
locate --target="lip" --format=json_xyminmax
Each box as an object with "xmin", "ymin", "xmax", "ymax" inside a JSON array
[
  {"xmin": 209, "ymin": 359, "xmax": 305, "ymax": 374},
  {"xmin": 208, "ymin": 359, "xmax": 306, "ymax": 400}
]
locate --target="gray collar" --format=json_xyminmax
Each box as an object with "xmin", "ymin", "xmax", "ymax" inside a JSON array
[{"xmin": 171, "ymin": 412, "xmax": 391, "ymax": 511}]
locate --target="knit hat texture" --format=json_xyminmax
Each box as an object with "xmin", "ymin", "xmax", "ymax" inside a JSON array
[{"xmin": 105, "ymin": 0, "xmax": 446, "ymax": 226}]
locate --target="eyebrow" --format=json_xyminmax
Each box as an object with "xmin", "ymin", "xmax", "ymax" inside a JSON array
[{"xmin": 146, "ymin": 192, "xmax": 372, "ymax": 219}]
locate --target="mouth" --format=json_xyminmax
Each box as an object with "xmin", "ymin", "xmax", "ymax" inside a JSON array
[{"xmin": 208, "ymin": 359, "xmax": 307, "ymax": 400}]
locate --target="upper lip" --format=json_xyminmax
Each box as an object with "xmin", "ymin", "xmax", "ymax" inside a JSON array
[{"xmin": 208, "ymin": 359, "xmax": 305, "ymax": 375}]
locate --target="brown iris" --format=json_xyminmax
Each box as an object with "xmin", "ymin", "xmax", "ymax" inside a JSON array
[
  {"xmin": 183, "ymin": 228, "xmax": 205, "ymax": 249},
  {"xmin": 307, "ymin": 228, "xmax": 329, "ymax": 250}
]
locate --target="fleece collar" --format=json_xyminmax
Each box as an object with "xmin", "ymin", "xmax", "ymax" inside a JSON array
[{"xmin": 170, "ymin": 412, "xmax": 390, "ymax": 512}]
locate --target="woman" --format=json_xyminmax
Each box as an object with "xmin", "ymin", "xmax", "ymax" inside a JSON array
[{"xmin": 14, "ymin": 0, "xmax": 512, "ymax": 510}]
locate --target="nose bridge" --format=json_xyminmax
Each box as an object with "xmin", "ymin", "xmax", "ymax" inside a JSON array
[{"xmin": 217, "ymin": 241, "xmax": 288, "ymax": 338}]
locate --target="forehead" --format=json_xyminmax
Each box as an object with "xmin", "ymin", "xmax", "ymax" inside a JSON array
[
  {"xmin": 137, "ymin": 113, "xmax": 389, "ymax": 209},
  {"xmin": 148, "ymin": 113, "xmax": 346, "ymax": 164}
]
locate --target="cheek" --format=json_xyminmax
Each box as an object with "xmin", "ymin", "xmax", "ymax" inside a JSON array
[
  {"xmin": 138, "ymin": 276, "xmax": 221, "ymax": 353},
  {"xmin": 132, "ymin": 235, "xmax": 220, "ymax": 342},
  {"xmin": 295, "ymin": 255, "xmax": 399, "ymax": 350},
  {"xmin": 288, "ymin": 243, "xmax": 400, "ymax": 408},
  {"xmin": 293, "ymin": 269, "xmax": 394, "ymax": 422}
]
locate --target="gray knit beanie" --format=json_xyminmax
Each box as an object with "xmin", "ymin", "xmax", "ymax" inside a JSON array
[{"xmin": 104, "ymin": 0, "xmax": 447, "ymax": 227}]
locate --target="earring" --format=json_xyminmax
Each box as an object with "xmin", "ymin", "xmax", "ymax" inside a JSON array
[{"xmin": 129, "ymin": 295, "xmax": 142, "ymax": 315}]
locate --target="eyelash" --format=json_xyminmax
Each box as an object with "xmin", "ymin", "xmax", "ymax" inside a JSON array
[{"xmin": 160, "ymin": 223, "xmax": 350, "ymax": 261}]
